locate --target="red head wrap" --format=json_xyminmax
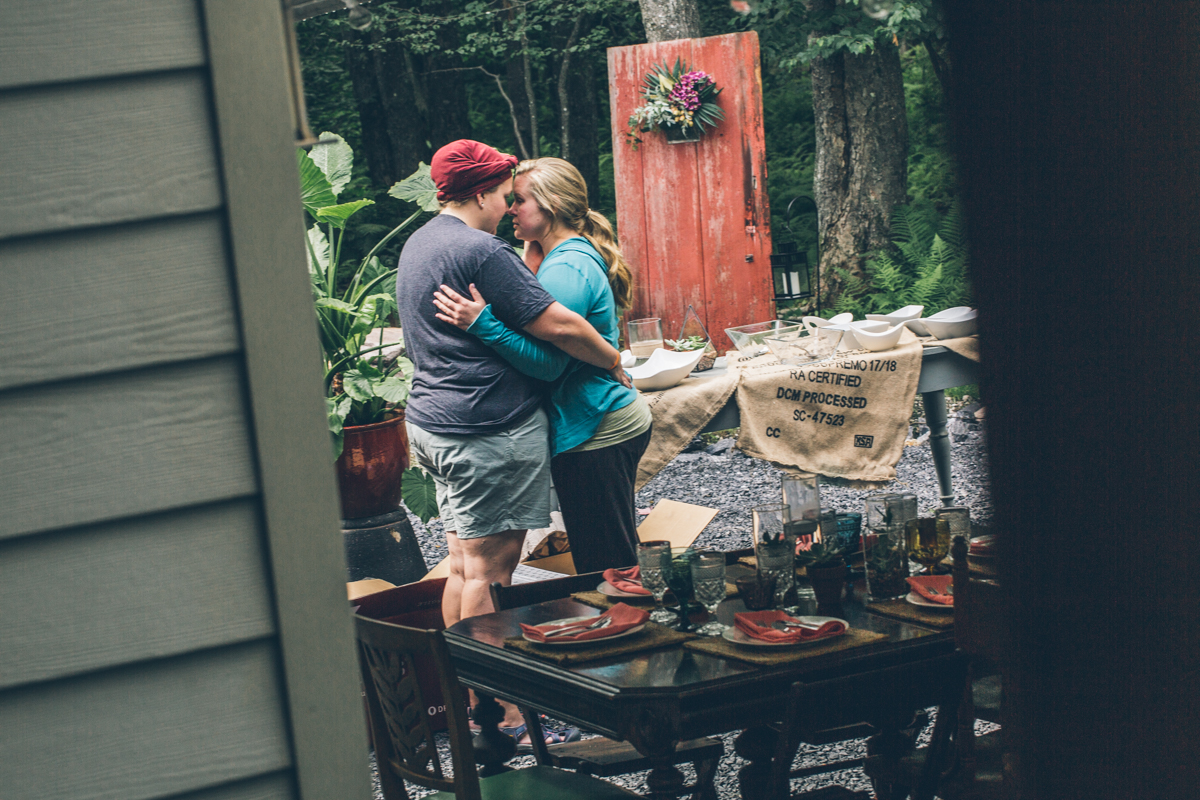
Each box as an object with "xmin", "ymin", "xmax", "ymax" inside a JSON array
[{"xmin": 430, "ymin": 140, "xmax": 518, "ymax": 203}]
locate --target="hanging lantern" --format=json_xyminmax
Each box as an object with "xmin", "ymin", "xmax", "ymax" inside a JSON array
[{"xmin": 771, "ymin": 240, "xmax": 811, "ymax": 301}]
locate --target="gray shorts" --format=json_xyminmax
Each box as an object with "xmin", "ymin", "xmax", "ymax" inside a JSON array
[{"xmin": 407, "ymin": 408, "xmax": 552, "ymax": 539}]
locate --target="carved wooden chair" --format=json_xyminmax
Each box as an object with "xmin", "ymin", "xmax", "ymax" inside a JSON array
[
  {"xmin": 354, "ymin": 613, "xmax": 641, "ymax": 800},
  {"xmin": 931, "ymin": 534, "xmax": 1015, "ymax": 800},
  {"xmin": 767, "ymin": 650, "xmax": 967, "ymax": 800},
  {"xmin": 489, "ymin": 571, "xmax": 724, "ymax": 799}
]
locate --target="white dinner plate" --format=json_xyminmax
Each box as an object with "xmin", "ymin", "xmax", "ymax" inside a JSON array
[
  {"xmin": 522, "ymin": 615, "xmax": 647, "ymax": 647},
  {"xmin": 905, "ymin": 591, "xmax": 954, "ymax": 610},
  {"xmin": 596, "ymin": 580, "xmax": 652, "ymax": 599},
  {"xmin": 722, "ymin": 616, "xmax": 849, "ymax": 648}
]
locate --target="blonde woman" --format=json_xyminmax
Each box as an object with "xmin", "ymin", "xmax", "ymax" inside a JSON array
[{"xmin": 433, "ymin": 157, "xmax": 651, "ymax": 573}]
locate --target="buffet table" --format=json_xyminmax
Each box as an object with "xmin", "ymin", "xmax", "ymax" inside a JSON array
[{"xmin": 672, "ymin": 343, "xmax": 979, "ymax": 506}]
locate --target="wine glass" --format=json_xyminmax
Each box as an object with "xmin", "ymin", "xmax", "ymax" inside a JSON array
[
  {"xmin": 690, "ymin": 550, "xmax": 728, "ymax": 635},
  {"xmin": 637, "ymin": 540, "xmax": 675, "ymax": 623},
  {"xmin": 905, "ymin": 517, "xmax": 951, "ymax": 575}
]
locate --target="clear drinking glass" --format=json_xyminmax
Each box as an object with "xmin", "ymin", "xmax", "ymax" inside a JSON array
[
  {"xmin": 756, "ymin": 540, "xmax": 795, "ymax": 609},
  {"xmin": 689, "ymin": 550, "xmax": 728, "ymax": 635},
  {"xmin": 781, "ymin": 477, "xmax": 819, "ymax": 601},
  {"xmin": 626, "ymin": 317, "xmax": 665, "ymax": 359},
  {"xmin": 863, "ymin": 493, "xmax": 911, "ymax": 601},
  {"xmin": 906, "ymin": 517, "xmax": 951, "ymax": 576},
  {"xmin": 935, "ymin": 506, "xmax": 972, "ymax": 545},
  {"xmin": 637, "ymin": 540, "xmax": 675, "ymax": 623},
  {"xmin": 753, "ymin": 502, "xmax": 790, "ymax": 546}
]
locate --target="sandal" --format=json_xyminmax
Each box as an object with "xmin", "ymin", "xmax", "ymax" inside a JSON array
[{"xmin": 497, "ymin": 722, "xmax": 582, "ymax": 754}]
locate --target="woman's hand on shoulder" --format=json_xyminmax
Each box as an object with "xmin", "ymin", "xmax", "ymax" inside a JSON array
[
  {"xmin": 521, "ymin": 240, "xmax": 545, "ymax": 272},
  {"xmin": 433, "ymin": 283, "xmax": 488, "ymax": 330}
]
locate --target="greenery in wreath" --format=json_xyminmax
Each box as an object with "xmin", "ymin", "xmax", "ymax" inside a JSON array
[{"xmin": 626, "ymin": 58, "xmax": 724, "ymax": 148}]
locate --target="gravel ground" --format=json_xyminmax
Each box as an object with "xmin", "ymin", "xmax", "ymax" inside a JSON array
[{"xmin": 393, "ymin": 410, "xmax": 992, "ymax": 799}]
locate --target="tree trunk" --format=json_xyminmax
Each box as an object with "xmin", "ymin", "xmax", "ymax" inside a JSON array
[
  {"xmin": 343, "ymin": 28, "xmax": 399, "ymax": 188},
  {"xmin": 557, "ymin": 14, "xmax": 586, "ymax": 162},
  {"xmin": 424, "ymin": 0, "xmax": 472, "ymax": 149},
  {"xmin": 637, "ymin": 0, "xmax": 701, "ymax": 43},
  {"xmin": 809, "ymin": 9, "xmax": 908, "ymax": 306},
  {"xmin": 566, "ymin": 57, "xmax": 600, "ymax": 199},
  {"xmin": 506, "ymin": 59, "xmax": 533, "ymax": 159},
  {"xmin": 372, "ymin": 34, "xmax": 431, "ymax": 183}
]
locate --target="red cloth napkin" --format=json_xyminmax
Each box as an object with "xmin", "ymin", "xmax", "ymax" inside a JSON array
[
  {"xmin": 906, "ymin": 575, "xmax": 954, "ymax": 605},
  {"xmin": 733, "ymin": 610, "xmax": 846, "ymax": 643},
  {"xmin": 603, "ymin": 566, "xmax": 651, "ymax": 596},
  {"xmin": 968, "ymin": 535, "xmax": 995, "ymax": 555},
  {"xmin": 519, "ymin": 603, "xmax": 649, "ymax": 643}
]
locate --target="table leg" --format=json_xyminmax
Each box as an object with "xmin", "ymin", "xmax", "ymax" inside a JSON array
[
  {"xmin": 470, "ymin": 693, "xmax": 515, "ymax": 776},
  {"xmin": 922, "ymin": 388, "xmax": 956, "ymax": 507},
  {"xmin": 734, "ymin": 725, "xmax": 778, "ymax": 800}
]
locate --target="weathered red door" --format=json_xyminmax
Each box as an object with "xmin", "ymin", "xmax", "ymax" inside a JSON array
[{"xmin": 608, "ymin": 31, "xmax": 773, "ymax": 353}]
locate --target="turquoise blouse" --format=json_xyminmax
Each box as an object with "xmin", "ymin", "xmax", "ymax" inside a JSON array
[{"xmin": 466, "ymin": 237, "xmax": 637, "ymax": 455}]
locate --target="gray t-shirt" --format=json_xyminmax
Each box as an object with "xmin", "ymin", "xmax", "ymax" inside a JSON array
[{"xmin": 397, "ymin": 214, "xmax": 555, "ymax": 434}]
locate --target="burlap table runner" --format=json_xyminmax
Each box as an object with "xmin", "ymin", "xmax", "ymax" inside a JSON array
[
  {"xmin": 503, "ymin": 622, "xmax": 695, "ymax": 665},
  {"xmin": 682, "ymin": 628, "xmax": 887, "ymax": 666},
  {"xmin": 919, "ymin": 334, "xmax": 979, "ymax": 362},
  {"xmin": 635, "ymin": 370, "xmax": 740, "ymax": 490},
  {"xmin": 732, "ymin": 330, "xmax": 923, "ymax": 481},
  {"xmin": 572, "ymin": 583, "xmax": 738, "ymax": 611},
  {"xmin": 864, "ymin": 599, "xmax": 955, "ymax": 629}
]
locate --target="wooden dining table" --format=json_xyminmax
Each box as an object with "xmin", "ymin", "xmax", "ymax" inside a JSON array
[{"xmin": 444, "ymin": 583, "xmax": 955, "ymax": 800}]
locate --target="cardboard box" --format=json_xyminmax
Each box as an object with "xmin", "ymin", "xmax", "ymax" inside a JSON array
[
  {"xmin": 353, "ymin": 577, "xmax": 454, "ymax": 732},
  {"xmin": 419, "ymin": 498, "xmax": 719, "ymax": 580}
]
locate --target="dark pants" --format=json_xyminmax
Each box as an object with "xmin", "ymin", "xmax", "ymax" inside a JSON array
[{"xmin": 550, "ymin": 426, "xmax": 653, "ymax": 575}]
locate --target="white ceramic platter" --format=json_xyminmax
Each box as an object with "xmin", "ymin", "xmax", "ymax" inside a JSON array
[
  {"xmin": 905, "ymin": 591, "xmax": 953, "ymax": 610},
  {"xmin": 523, "ymin": 615, "xmax": 647, "ymax": 646},
  {"xmin": 597, "ymin": 581, "xmax": 652, "ymax": 599},
  {"xmin": 722, "ymin": 616, "xmax": 849, "ymax": 647}
]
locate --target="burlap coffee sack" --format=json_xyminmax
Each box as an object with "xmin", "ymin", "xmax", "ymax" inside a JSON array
[
  {"xmin": 734, "ymin": 330, "xmax": 923, "ymax": 481},
  {"xmin": 635, "ymin": 371, "xmax": 740, "ymax": 490}
]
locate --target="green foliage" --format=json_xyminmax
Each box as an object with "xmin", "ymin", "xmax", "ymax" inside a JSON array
[
  {"xmin": 665, "ymin": 335, "xmax": 708, "ymax": 351},
  {"xmin": 301, "ymin": 133, "xmax": 439, "ymax": 454},
  {"xmin": 794, "ymin": 539, "xmax": 848, "ymax": 569},
  {"xmin": 831, "ymin": 200, "xmax": 972, "ymax": 319},
  {"xmin": 626, "ymin": 57, "xmax": 725, "ymax": 147},
  {"xmin": 401, "ymin": 466, "xmax": 440, "ymax": 525}
]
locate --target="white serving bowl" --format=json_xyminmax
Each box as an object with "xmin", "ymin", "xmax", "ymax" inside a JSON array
[
  {"xmin": 827, "ymin": 320, "xmax": 888, "ymax": 349},
  {"xmin": 801, "ymin": 312, "xmax": 853, "ymax": 331},
  {"xmin": 849, "ymin": 322, "xmax": 907, "ymax": 352},
  {"xmin": 865, "ymin": 305, "xmax": 925, "ymax": 325},
  {"xmin": 922, "ymin": 307, "xmax": 978, "ymax": 339},
  {"xmin": 724, "ymin": 319, "xmax": 806, "ymax": 357},
  {"xmin": 627, "ymin": 347, "xmax": 707, "ymax": 392}
]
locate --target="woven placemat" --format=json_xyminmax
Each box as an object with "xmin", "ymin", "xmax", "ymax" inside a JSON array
[
  {"xmin": 503, "ymin": 622, "xmax": 695, "ymax": 666},
  {"xmin": 682, "ymin": 628, "xmax": 887, "ymax": 666},
  {"xmin": 572, "ymin": 583, "xmax": 739, "ymax": 612},
  {"xmin": 865, "ymin": 599, "xmax": 955, "ymax": 629}
]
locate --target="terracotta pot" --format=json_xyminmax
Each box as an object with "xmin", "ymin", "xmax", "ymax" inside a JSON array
[
  {"xmin": 807, "ymin": 562, "xmax": 847, "ymax": 606},
  {"xmin": 335, "ymin": 410, "xmax": 410, "ymax": 520}
]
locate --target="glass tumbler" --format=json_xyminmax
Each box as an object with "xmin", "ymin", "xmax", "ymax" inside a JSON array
[
  {"xmin": 935, "ymin": 506, "xmax": 972, "ymax": 548},
  {"xmin": 755, "ymin": 540, "xmax": 795, "ymax": 609},
  {"xmin": 626, "ymin": 317, "xmax": 665, "ymax": 359},
  {"xmin": 637, "ymin": 540, "xmax": 675, "ymax": 624},
  {"xmin": 690, "ymin": 550, "xmax": 728, "ymax": 635}
]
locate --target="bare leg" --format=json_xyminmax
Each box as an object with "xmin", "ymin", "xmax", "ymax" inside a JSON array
[
  {"xmin": 442, "ymin": 531, "xmax": 466, "ymax": 628},
  {"xmin": 450, "ymin": 529, "xmax": 527, "ymax": 729}
]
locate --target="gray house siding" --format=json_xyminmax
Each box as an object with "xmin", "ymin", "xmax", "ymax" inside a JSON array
[{"xmin": 0, "ymin": 2, "xmax": 369, "ymax": 799}]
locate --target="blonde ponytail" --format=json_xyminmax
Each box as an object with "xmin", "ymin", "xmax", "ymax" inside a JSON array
[
  {"xmin": 516, "ymin": 157, "xmax": 635, "ymax": 309},
  {"xmin": 581, "ymin": 210, "xmax": 633, "ymax": 310}
]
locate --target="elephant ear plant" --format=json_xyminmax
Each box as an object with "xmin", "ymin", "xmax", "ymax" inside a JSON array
[{"xmin": 299, "ymin": 132, "xmax": 442, "ymax": 522}]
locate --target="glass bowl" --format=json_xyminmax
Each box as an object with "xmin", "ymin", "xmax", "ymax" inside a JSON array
[{"xmin": 724, "ymin": 319, "xmax": 806, "ymax": 357}]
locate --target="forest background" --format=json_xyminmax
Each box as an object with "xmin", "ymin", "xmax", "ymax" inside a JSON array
[{"xmin": 297, "ymin": 0, "xmax": 962, "ymax": 316}]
